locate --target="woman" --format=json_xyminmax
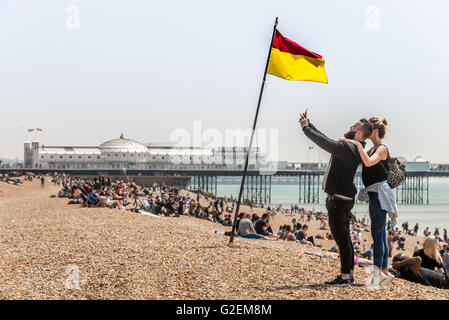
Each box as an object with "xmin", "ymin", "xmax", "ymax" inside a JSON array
[
  {"xmin": 413, "ymin": 236, "xmax": 445, "ymax": 273},
  {"xmin": 346, "ymin": 117, "xmax": 397, "ymax": 286}
]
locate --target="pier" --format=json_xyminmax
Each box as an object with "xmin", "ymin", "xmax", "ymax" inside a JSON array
[{"xmin": 3, "ymin": 165, "xmax": 449, "ymax": 205}]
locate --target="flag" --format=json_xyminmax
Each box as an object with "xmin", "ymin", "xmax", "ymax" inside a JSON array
[
  {"xmin": 36, "ymin": 128, "xmax": 43, "ymax": 132},
  {"xmin": 28, "ymin": 129, "xmax": 34, "ymax": 133},
  {"xmin": 267, "ymin": 30, "xmax": 328, "ymax": 83}
]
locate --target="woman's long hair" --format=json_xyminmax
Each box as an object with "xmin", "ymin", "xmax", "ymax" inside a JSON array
[{"xmin": 423, "ymin": 236, "xmax": 443, "ymax": 265}]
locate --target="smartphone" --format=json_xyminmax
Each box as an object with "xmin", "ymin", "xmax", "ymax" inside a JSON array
[{"xmin": 304, "ymin": 108, "xmax": 308, "ymax": 118}]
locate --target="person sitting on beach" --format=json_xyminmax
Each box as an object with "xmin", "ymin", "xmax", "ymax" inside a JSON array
[
  {"xmin": 254, "ymin": 214, "xmax": 278, "ymax": 239},
  {"xmin": 292, "ymin": 218, "xmax": 300, "ymax": 230},
  {"xmin": 413, "ymin": 236, "xmax": 446, "ymax": 274},
  {"xmin": 319, "ymin": 219, "xmax": 327, "ymax": 230},
  {"xmin": 238, "ymin": 213, "xmax": 275, "ymax": 240},
  {"xmin": 295, "ymin": 224, "xmax": 314, "ymax": 246},
  {"xmin": 234, "ymin": 212, "xmax": 245, "ymax": 232},
  {"xmin": 443, "ymin": 245, "xmax": 449, "ymax": 273},
  {"xmin": 415, "ymin": 241, "xmax": 422, "ymax": 252},
  {"xmin": 222, "ymin": 214, "xmax": 232, "ymax": 227},
  {"xmin": 293, "ymin": 223, "xmax": 303, "ymax": 238},
  {"xmin": 391, "ymin": 253, "xmax": 449, "ymax": 290},
  {"xmin": 277, "ymin": 226, "xmax": 285, "ymax": 240},
  {"xmin": 353, "ymin": 241, "xmax": 361, "ymax": 255},
  {"xmin": 362, "ymin": 244, "xmax": 374, "ymax": 261},
  {"xmin": 282, "ymin": 225, "xmax": 296, "ymax": 241}
]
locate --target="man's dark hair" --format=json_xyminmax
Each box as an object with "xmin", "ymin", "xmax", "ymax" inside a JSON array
[
  {"xmin": 262, "ymin": 213, "xmax": 269, "ymax": 219},
  {"xmin": 359, "ymin": 118, "xmax": 373, "ymax": 139},
  {"xmin": 392, "ymin": 253, "xmax": 408, "ymax": 263}
]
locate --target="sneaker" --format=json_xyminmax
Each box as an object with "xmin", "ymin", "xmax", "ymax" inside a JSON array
[
  {"xmin": 325, "ymin": 275, "xmax": 353, "ymax": 286},
  {"xmin": 366, "ymin": 271, "xmax": 386, "ymax": 287},
  {"xmin": 380, "ymin": 272, "xmax": 395, "ymax": 287}
]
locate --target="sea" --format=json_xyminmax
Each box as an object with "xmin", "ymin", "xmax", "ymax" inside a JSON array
[{"xmin": 213, "ymin": 177, "xmax": 449, "ymax": 232}]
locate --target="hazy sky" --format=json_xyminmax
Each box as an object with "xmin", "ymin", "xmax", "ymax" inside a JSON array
[{"xmin": 1, "ymin": 0, "xmax": 448, "ymax": 163}]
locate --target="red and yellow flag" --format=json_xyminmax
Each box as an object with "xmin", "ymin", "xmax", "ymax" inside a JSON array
[{"xmin": 267, "ymin": 30, "xmax": 328, "ymax": 83}]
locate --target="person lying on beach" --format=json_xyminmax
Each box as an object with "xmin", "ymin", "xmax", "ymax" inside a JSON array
[
  {"xmin": 391, "ymin": 253, "xmax": 449, "ymax": 290},
  {"xmin": 323, "ymin": 251, "xmax": 373, "ymax": 267},
  {"xmin": 303, "ymin": 251, "xmax": 373, "ymax": 268},
  {"xmin": 98, "ymin": 194, "xmax": 122, "ymax": 209}
]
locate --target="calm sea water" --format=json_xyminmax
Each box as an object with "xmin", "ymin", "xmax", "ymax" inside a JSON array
[{"xmin": 213, "ymin": 178, "xmax": 449, "ymax": 232}]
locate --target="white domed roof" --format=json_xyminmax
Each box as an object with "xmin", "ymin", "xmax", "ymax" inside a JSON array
[
  {"xmin": 414, "ymin": 156, "xmax": 427, "ymax": 163},
  {"xmin": 100, "ymin": 134, "xmax": 149, "ymax": 153}
]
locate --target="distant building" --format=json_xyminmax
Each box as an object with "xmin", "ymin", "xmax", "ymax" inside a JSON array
[
  {"xmin": 399, "ymin": 156, "xmax": 430, "ymax": 172},
  {"xmin": 24, "ymin": 134, "xmax": 285, "ymax": 171}
]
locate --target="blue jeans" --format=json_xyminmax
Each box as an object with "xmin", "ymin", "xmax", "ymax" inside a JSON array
[
  {"xmin": 368, "ymin": 192, "xmax": 389, "ymax": 270},
  {"xmin": 362, "ymin": 249, "xmax": 373, "ymax": 260},
  {"xmin": 241, "ymin": 233, "xmax": 264, "ymax": 239}
]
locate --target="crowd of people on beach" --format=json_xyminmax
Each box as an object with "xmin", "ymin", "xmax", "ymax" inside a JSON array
[
  {"xmin": 51, "ymin": 173, "xmax": 239, "ymax": 226},
  {"xmin": 3, "ymin": 166, "xmax": 449, "ymax": 290}
]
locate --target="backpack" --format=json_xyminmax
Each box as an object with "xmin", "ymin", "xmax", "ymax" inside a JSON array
[
  {"xmin": 374, "ymin": 145, "xmax": 406, "ymax": 189},
  {"xmin": 384, "ymin": 157, "xmax": 406, "ymax": 189}
]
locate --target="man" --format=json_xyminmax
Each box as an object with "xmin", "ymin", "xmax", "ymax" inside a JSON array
[
  {"xmin": 299, "ymin": 112, "xmax": 372, "ymax": 286},
  {"xmin": 254, "ymin": 213, "xmax": 278, "ymax": 239},
  {"xmin": 40, "ymin": 176, "xmax": 45, "ymax": 188},
  {"xmin": 413, "ymin": 223, "xmax": 419, "ymax": 236},
  {"xmin": 391, "ymin": 253, "xmax": 449, "ymax": 290}
]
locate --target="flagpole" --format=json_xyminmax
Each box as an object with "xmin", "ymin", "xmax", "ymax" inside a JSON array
[{"xmin": 229, "ymin": 17, "xmax": 278, "ymax": 244}]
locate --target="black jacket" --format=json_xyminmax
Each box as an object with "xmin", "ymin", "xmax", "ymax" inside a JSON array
[{"xmin": 302, "ymin": 123, "xmax": 365, "ymax": 199}]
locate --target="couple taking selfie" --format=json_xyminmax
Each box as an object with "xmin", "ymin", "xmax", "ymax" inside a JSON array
[{"xmin": 299, "ymin": 111, "xmax": 398, "ymax": 286}]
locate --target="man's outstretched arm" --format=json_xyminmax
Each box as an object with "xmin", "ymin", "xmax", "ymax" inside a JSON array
[
  {"xmin": 307, "ymin": 122, "xmax": 329, "ymax": 139},
  {"xmin": 299, "ymin": 117, "xmax": 349, "ymax": 159}
]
